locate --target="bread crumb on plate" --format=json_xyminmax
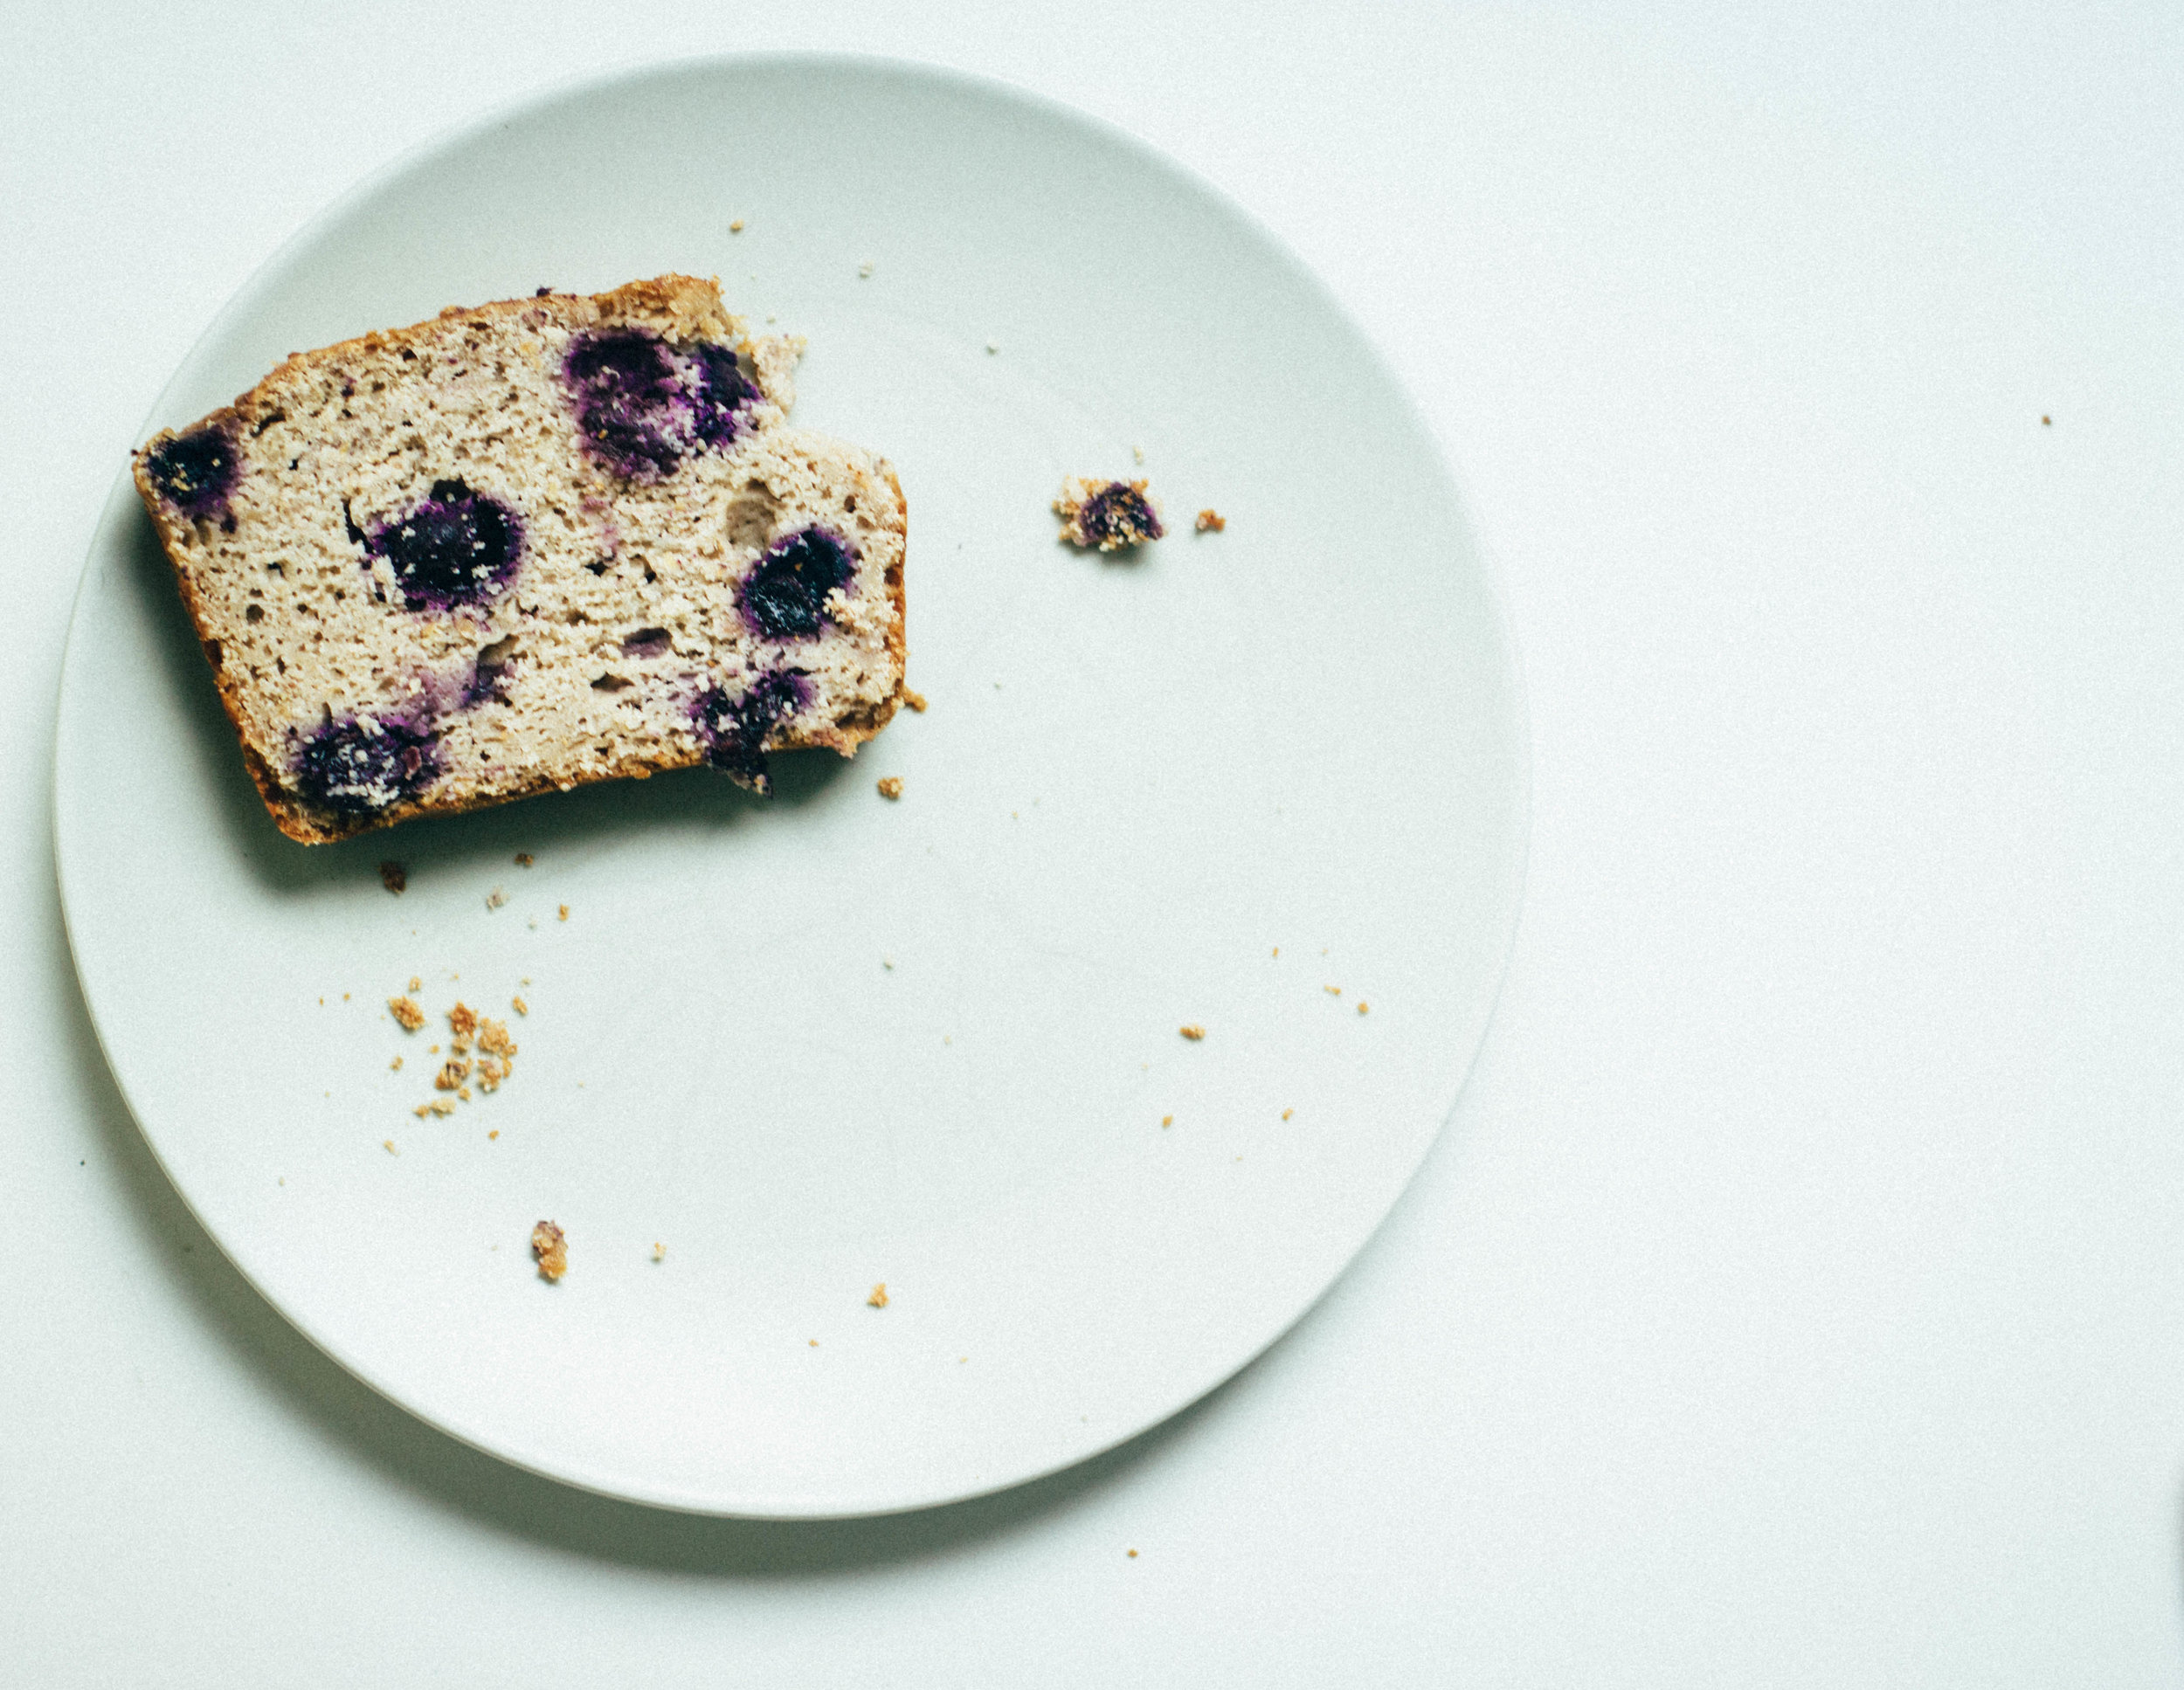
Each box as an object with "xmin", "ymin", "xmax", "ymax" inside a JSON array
[
  {"xmin": 867, "ymin": 1282, "xmax": 889, "ymax": 1307},
  {"xmin": 1179, "ymin": 1024, "xmax": 1206, "ymax": 1041},
  {"xmin": 531, "ymin": 1221, "xmax": 567, "ymax": 1281},
  {"xmin": 877, "ymin": 776, "xmax": 902, "ymax": 799},
  {"xmin": 378, "ymin": 860, "xmax": 407, "ymax": 894},
  {"xmin": 388, "ymin": 996, "xmax": 425, "ymax": 1031},
  {"xmin": 1054, "ymin": 477, "xmax": 1164, "ymax": 550}
]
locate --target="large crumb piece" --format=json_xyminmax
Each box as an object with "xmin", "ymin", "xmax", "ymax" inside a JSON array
[
  {"xmin": 902, "ymin": 688, "xmax": 928, "ymax": 712},
  {"xmin": 378, "ymin": 860, "xmax": 407, "ymax": 893},
  {"xmin": 531, "ymin": 1220, "xmax": 567, "ymax": 1281},
  {"xmin": 388, "ymin": 995, "xmax": 425, "ymax": 1031},
  {"xmin": 476, "ymin": 1057, "xmax": 507, "ymax": 1093},
  {"xmin": 434, "ymin": 1058, "xmax": 471, "ymax": 1091},
  {"xmin": 1179, "ymin": 1024, "xmax": 1206, "ymax": 1041},
  {"xmin": 511, "ymin": 996, "xmax": 529, "ymax": 1016},
  {"xmin": 1054, "ymin": 477, "xmax": 1164, "ymax": 550},
  {"xmin": 867, "ymin": 1282, "xmax": 889, "ymax": 1307},
  {"xmin": 1195, "ymin": 508, "xmax": 1227, "ymax": 533},
  {"xmin": 477, "ymin": 1017, "xmax": 516, "ymax": 1057},
  {"xmin": 448, "ymin": 1002, "xmax": 478, "ymax": 1038},
  {"xmin": 129, "ymin": 274, "xmax": 909, "ymax": 844},
  {"xmin": 877, "ymin": 776, "xmax": 902, "ymax": 799}
]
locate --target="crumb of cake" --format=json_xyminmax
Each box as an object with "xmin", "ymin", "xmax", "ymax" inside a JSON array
[
  {"xmin": 512, "ymin": 997, "xmax": 529, "ymax": 1016},
  {"xmin": 1132, "ymin": 445, "xmax": 1146, "ymax": 464},
  {"xmin": 478, "ymin": 1017, "xmax": 516, "ymax": 1057},
  {"xmin": 1324, "ymin": 985, "xmax": 1342, "ymax": 996},
  {"xmin": 428, "ymin": 1097, "xmax": 456, "ymax": 1118},
  {"xmin": 902, "ymin": 687, "xmax": 928, "ymax": 712},
  {"xmin": 1358, "ymin": 1002, "xmax": 1370, "ymax": 1015},
  {"xmin": 858, "ymin": 260, "xmax": 875, "ymax": 278},
  {"xmin": 458, "ymin": 1086, "xmax": 472, "ymax": 1101},
  {"xmin": 1282, "ymin": 1107, "xmax": 1294, "ymax": 1121},
  {"xmin": 867, "ymin": 1282, "xmax": 889, "ymax": 1308},
  {"xmin": 435, "ymin": 1059, "xmax": 470, "ymax": 1091},
  {"xmin": 1195, "ymin": 508, "xmax": 1227, "ymax": 533},
  {"xmin": 384, "ymin": 1139, "xmax": 398, "ymax": 1155},
  {"xmin": 515, "ymin": 852, "xmax": 534, "ymax": 867},
  {"xmin": 342, "ymin": 992, "xmax": 350, "ymax": 1002},
  {"xmin": 409, "ymin": 976, "xmax": 422, "ymax": 992},
  {"xmin": 729, "ymin": 219, "xmax": 745, "ymax": 232},
  {"xmin": 449, "ymin": 1003, "xmax": 478, "ymax": 1038},
  {"xmin": 985, "ymin": 341, "xmax": 999, "ymax": 354},
  {"xmin": 318, "ymin": 997, "xmax": 324, "ymax": 1006},
  {"xmin": 1054, "ymin": 477, "xmax": 1165, "ymax": 550},
  {"xmin": 390, "ymin": 1056, "xmax": 403, "ymax": 1072},
  {"xmin": 1271, "ymin": 946, "xmax": 1279, "ymax": 957},
  {"xmin": 877, "ymin": 776, "xmax": 903, "ymax": 799},
  {"xmin": 388, "ymin": 996, "xmax": 425, "ymax": 1031},
  {"xmin": 1128, "ymin": 1549, "xmax": 1139, "ymax": 1558},
  {"xmin": 476, "ymin": 1059, "xmax": 505, "ymax": 1093},
  {"xmin": 882, "ymin": 958, "xmax": 895, "ymax": 969},
  {"xmin": 809, "ymin": 1339, "xmax": 819, "ymax": 1347},
  {"xmin": 653, "ymin": 1242, "xmax": 666, "ymax": 1261},
  {"xmin": 531, "ymin": 1221, "xmax": 567, "ymax": 1281},
  {"xmin": 1162, "ymin": 1114, "xmax": 1173, "ymax": 1127},
  {"xmin": 489, "ymin": 1129, "xmax": 500, "ymax": 1140},
  {"xmin": 379, "ymin": 860, "xmax": 407, "ymax": 894},
  {"xmin": 428, "ymin": 1044, "xmax": 439, "ymax": 1053},
  {"xmin": 2042, "ymin": 414, "xmax": 2051, "ymax": 425},
  {"xmin": 486, "ymin": 886, "xmax": 508, "ymax": 910},
  {"xmin": 559, "ymin": 904, "xmax": 569, "ymax": 921},
  {"xmin": 1180, "ymin": 1024, "xmax": 1206, "ymax": 1041}
]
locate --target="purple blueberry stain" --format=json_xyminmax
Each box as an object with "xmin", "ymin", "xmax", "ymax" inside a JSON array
[
  {"xmin": 144, "ymin": 426, "xmax": 239, "ymax": 522},
  {"xmin": 1078, "ymin": 481, "xmax": 1164, "ymax": 548},
  {"xmin": 463, "ymin": 636, "xmax": 519, "ymax": 707},
  {"xmin": 689, "ymin": 342, "xmax": 761, "ymax": 449},
  {"xmin": 560, "ymin": 328, "xmax": 760, "ymax": 479},
  {"xmin": 738, "ymin": 526, "xmax": 855, "ymax": 641},
  {"xmin": 363, "ymin": 479, "xmax": 522, "ymax": 613},
  {"xmin": 294, "ymin": 715, "xmax": 439, "ymax": 817},
  {"xmin": 692, "ymin": 670, "xmax": 807, "ymax": 794}
]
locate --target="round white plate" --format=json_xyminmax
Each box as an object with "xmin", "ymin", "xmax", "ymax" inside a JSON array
[{"xmin": 53, "ymin": 55, "xmax": 1526, "ymax": 1517}]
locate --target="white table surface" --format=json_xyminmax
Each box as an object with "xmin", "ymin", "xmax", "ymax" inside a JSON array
[{"xmin": 6, "ymin": 4, "xmax": 2181, "ymax": 1683}]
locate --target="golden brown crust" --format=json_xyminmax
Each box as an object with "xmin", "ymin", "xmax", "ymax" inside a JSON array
[{"xmin": 132, "ymin": 275, "xmax": 905, "ymax": 845}]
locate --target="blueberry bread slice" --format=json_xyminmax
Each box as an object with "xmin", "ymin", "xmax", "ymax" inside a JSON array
[{"xmin": 133, "ymin": 274, "xmax": 906, "ymax": 844}]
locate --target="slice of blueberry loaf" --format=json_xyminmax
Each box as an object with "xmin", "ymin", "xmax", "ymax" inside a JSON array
[{"xmin": 134, "ymin": 275, "xmax": 906, "ymax": 843}]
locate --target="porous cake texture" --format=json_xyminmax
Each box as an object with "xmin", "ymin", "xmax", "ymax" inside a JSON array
[{"xmin": 133, "ymin": 275, "xmax": 906, "ymax": 843}]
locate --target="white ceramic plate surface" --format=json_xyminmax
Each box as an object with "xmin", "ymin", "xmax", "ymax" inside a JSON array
[{"xmin": 54, "ymin": 55, "xmax": 1526, "ymax": 1517}]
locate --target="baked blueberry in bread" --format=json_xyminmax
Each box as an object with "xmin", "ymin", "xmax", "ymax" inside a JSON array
[{"xmin": 133, "ymin": 275, "xmax": 907, "ymax": 843}]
